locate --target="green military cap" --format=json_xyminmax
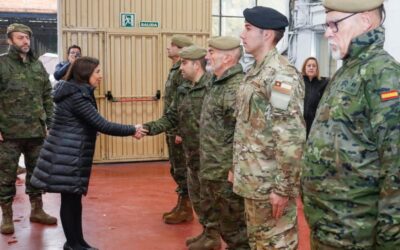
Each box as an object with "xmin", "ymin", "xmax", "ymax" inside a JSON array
[
  {"xmin": 171, "ymin": 35, "xmax": 193, "ymax": 48},
  {"xmin": 7, "ymin": 23, "xmax": 33, "ymax": 37},
  {"xmin": 323, "ymin": 0, "xmax": 384, "ymax": 13},
  {"xmin": 179, "ymin": 45, "xmax": 207, "ymax": 60},
  {"xmin": 208, "ymin": 36, "xmax": 240, "ymax": 50}
]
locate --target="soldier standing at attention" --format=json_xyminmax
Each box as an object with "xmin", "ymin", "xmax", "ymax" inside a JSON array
[
  {"xmin": 301, "ymin": 0, "xmax": 400, "ymax": 249},
  {"xmin": 143, "ymin": 45, "xmax": 211, "ymax": 246},
  {"xmin": 191, "ymin": 36, "xmax": 249, "ymax": 250},
  {"xmin": 233, "ymin": 6, "xmax": 306, "ymax": 250},
  {"xmin": 162, "ymin": 35, "xmax": 194, "ymax": 224},
  {"xmin": 0, "ymin": 23, "xmax": 57, "ymax": 234}
]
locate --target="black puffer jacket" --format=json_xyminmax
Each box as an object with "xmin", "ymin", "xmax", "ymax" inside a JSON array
[{"xmin": 31, "ymin": 80, "xmax": 136, "ymax": 194}]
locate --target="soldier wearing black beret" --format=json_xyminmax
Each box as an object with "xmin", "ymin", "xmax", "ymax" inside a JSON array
[{"xmin": 233, "ymin": 6, "xmax": 306, "ymax": 250}]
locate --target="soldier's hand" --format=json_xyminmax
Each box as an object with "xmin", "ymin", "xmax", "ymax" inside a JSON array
[
  {"xmin": 175, "ymin": 135, "xmax": 183, "ymax": 144},
  {"xmin": 134, "ymin": 124, "xmax": 148, "ymax": 139},
  {"xmin": 270, "ymin": 192, "xmax": 289, "ymax": 219},
  {"xmin": 0, "ymin": 132, "xmax": 3, "ymax": 142}
]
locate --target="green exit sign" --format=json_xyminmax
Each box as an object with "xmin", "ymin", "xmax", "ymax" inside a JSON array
[
  {"xmin": 139, "ymin": 21, "xmax": 160, "ymax": 28},
  {"xmin": 120, "ymin": 13, "xmax": 135, "ymax": 27}
]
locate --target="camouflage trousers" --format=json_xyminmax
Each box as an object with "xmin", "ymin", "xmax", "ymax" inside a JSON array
[
  {"xmin": 166, "ymin": 135, "xmax": 188, "ymax": 196},
  {"xmin": 200, "ymin": 179, "xmax": 250, "ymax": 249},
  {"xmin": 0, "ymin": 138, "xmax": 44, "ymax": 204},
  {"xmin": 187, "ymin": 159, "xmax": 205, "ymax": 226},
  {"xmin": 244, "ymin": 198, "xmax": 298, "ymax": 250}
]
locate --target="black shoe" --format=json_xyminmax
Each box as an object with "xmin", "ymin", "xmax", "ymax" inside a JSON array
[{"xmin": 63, "ymin": 242, "xmax": 73, "ymax": 250}]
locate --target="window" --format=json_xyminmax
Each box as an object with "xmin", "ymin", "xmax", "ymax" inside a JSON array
[{"xmin": 212, "ymin": 0, "xmax": 288, "ymax": 36}]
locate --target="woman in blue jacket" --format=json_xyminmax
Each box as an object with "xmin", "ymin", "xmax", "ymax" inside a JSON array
[{"xmin": 32, "ymin": 57, "xmax": 143, "ymax": 250}]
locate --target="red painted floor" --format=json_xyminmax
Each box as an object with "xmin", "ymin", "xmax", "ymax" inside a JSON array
[{"xmin": 1, "ymin": 161, "xmax": 310, "ymax": 250}]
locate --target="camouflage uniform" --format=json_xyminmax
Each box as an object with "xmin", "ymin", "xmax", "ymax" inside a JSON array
[
  {"xmin": 0, "ymin": 46, "xmax": 53, "ymax": 204},
  {"xmin": 145, "ymin": 73, "xmax": 211, "ymax": 225},
  {"xmin": 302, "ymin": 27, "xmax": 400, "ymax": 249},
  {"xmin": 163, "ymin": 61, "xmax": 187, "ymax": 196},
  {"xmin": 233, "ymin": 48, "xmax": 306, "ymax": 250},
  {"xmin": 199, "ymin": 63, "xmax": 250, "ymax": 249}
]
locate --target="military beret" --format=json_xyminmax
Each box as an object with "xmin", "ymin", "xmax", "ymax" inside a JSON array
[
  {"xmin": 208, "ymin": 36, "xmax": 240, "ymax": 50},
  {"xmin": 243, "ymin": 6, "xmax": 288, "ymax": 30},
  {"xmin": 323, "ymin": 0, "xmax": 384, "ymax": 13},
  {"xmin": 179, "ymin": 45, "xmax": 207, "ymax": 60},
  {"xmin": 171, "ymin": 35, "xmax": 193, "ymax": 48},
  {"xmin": 7, "ymin": 23, "xmax": 32, "ymax": 37}
]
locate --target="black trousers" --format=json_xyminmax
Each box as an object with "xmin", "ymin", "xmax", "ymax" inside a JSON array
[{"xmin": 60, "ymin": 193, "xmax": 88, "ymax": 249}]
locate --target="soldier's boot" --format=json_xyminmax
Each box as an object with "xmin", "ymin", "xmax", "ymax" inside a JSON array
[
  {"xmin": 29, "ymin": 195, "xmax": 57, "ymax": 225},
  {"xmin": 163, "ymin": 196, "xmax": 193, "ymax": 224},
  {"xmin": 186, "ymin": 228, "xmax": 206, "ymax": 246},
  {"xmin": 188, "ymin": 228, "xmax": 221, "ymax": 250},
  {"xmin": 162, "ymin": 195, "xmax": 180, "ymax": 219},
  {"xmin": 1, "ymin": 202, "xmax": 14, "ymax": 234}
]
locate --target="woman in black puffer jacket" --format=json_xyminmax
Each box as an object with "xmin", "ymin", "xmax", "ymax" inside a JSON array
[{"xmin": 32, "ymin": 57, "xmax": 143, "ymax": 250}]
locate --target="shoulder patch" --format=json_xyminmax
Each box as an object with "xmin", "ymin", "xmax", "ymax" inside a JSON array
[
  {"xmin": 380, "ymin": 90, "xmax": 399, "ymax": 102},
  {"xmin": 273, "ymin": 81, "xmax": 292, "ymax": 95}
]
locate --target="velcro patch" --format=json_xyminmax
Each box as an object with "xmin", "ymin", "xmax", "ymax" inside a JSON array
[
  {"xmin": 380, "ymin": 90, "xmax": 399, "ymax": 102},
  {"xmin": 272, "ymin": 81, "xmax": 292, "ymax": 95}
]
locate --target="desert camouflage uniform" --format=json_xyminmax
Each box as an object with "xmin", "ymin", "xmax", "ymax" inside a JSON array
[
  {"xmin": 233, "ymin": 48, "xmax": 306, "ymax": 250},
  {"xmin": 199, "ymin": 63, "xmax": 250, "ymax": 249},
  {"xmin": 0, "ymin": 46, "xmax": 53, "ymax": 204},
  {"xmin": 163, "ymin": 61, "xmax": 187, "ymax": 196},
  {"xmin": 145, "ymin": 73, "xmax": 211, "ymax": 225},
  {"xmin": 302, "ymin": 27, "xmax": 400, "ymax": 250}
]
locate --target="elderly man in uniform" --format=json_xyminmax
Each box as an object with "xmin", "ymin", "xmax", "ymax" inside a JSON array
[
  {"xmin": 301, "ymin": 0, "xmax": 400, "ymax": 249},
  {"xmin": 162, "ymin": 34, "xmax": 194, "ymax": 224},
  {"xmin": 143, "ymin": 45, "xmax": 211, "ymax": 245},
  {"xmin": 0, "ymin": 23, "xmax": 57, "ymax": 234},
  {"xmin": 189, "ymin": 36, "xmax": 249, "ymax": 250},
  {"xmin": 233, "ymin": 6, "xmax": 306, "ymax": 250}
]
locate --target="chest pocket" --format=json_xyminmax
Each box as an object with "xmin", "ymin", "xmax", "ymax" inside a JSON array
[
  {"xmin": 236, "ymin": 79, "xmax": 269, "ymax": 122},
  {"xmin": 331, "ymin": 78, "xmax": 363, "ymax": 121}
]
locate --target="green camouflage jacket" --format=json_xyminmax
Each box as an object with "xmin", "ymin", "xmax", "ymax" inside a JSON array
[
  {"xmin": 301, "ymin": 27, "xmax": 400, "ymax": 249},
  {"xmin": 199, "ymin": 63, "xmax": 244, "ymax": 181},
  {"xmin": 146, "ymin": 73, "xmax": 210, "ymax": 166},
  {"xmin": 0, "ymin": 46, "xmax": 53, "ymax": 139},
  {"xmin": 163, "ymin": 60, "xmax": 185, "ymax": 137},
  {"xmin": 233, "ymin": 48, "xmax": 306, "ymax": 200}
]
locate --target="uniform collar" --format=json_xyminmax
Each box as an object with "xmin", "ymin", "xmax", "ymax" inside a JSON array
[
  {"xmin": 213, "ymin": 63, "xmax": 243, "ymax": 84},
  {"xmin": 247, "ymin": 48, "xmax": 278, "ymax": 77},
  {"xmin": 7, "ymin": 45, "xmax": 36, "ymax": 62},
  {"xmin": 171, "ymin": 60, "xmax": 181, "ymax": 70},
  {"xmin": 346, "ymin": 26, "xmax": 385, "ymax": 62}
]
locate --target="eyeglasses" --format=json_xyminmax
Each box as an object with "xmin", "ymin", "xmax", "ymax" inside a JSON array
[{"xmin": 323, "ymin": 13, "xmax": 357, "ymax": 33}]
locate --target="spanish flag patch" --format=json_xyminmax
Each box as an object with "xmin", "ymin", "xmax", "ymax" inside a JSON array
[{"xmin": 380, "ymin": 90, "xmax": 399, "ymax": 102}]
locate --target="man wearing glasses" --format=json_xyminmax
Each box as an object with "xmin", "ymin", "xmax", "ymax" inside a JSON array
[{"xmin": 301, "ymin": 0, "xmax": 400, "ymax": 249}]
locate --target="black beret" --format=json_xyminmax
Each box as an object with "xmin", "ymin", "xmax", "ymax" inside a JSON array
[{"xmin": 243, "ymin": 6, "xmax": 288, "ymax": 30}]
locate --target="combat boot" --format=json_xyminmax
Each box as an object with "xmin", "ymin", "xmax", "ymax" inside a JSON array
[
  {"xmin": 162, "ymin": 195, "xmax": 180, "ymax": 218},
  {"xmin": 1, "ymin": 202, "xmax": 14, "ymax": 234},
  {"xmin": 163, "ymin": 195, "xmax": 193, "ymax": 224},
  {"xmin": 29, "ymin": 195, "xmax": 57, "ymax": 225},
  {"xmin": 188, "ymin": 228, "xmax": 221, "ymax": 250},
  {"xmin": 186, "ymin": 228, "xmax": 205, "ymax": 246}
]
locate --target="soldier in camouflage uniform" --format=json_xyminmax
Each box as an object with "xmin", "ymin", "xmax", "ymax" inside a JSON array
[
  {"xmin": 191, "ymin": 36, "xmax": 249, "ymax": 250},
  {"xmin": 301, "ymin": 0, "xmax": 400, "ymax": 249},
  {"xmin": 144, "ymin": 45, "xmax": 211, "ymax": 244},
  {"xmin": 0, "ymin": 23, "xmax": 57, "ymax": 234},
  {"xmin": 162, "ymin": 35, "xmax": 193, "ymax": 224},
  {"xmin": 233, "ymin": 7, "xmax": 306, "ymax": 250}
]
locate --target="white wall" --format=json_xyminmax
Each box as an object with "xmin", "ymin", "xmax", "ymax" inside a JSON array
[{"xmin": 384, "ymin": 0, "xmax": 400, "ymax": 61}]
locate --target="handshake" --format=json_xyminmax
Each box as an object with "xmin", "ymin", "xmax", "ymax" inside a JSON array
[{"xmin": 133, "ymin": 124, "xmax": 148, "ymax": 139}]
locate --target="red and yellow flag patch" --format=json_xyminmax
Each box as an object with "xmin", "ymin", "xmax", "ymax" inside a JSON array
[{"xmin": 380, "ymin": 90, "xmax": 399, "ymax": 102}]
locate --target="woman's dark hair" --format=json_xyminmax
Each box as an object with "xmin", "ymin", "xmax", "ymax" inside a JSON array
[
  {"xmin": 64, "ymin": 56, "xmax": 99, "ymax": 83},
  {"xmin": 67, "ymin": 45, "xmax": 81, "ymax": 55}
]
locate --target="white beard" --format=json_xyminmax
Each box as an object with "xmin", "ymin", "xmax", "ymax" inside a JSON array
[
  {"xmin": 328, "ymin": 40, "xmax": 342, "ymax": 60},
  {"xmin": 206, "ymin": 64, "xmax": 214, "ymax": 74}
]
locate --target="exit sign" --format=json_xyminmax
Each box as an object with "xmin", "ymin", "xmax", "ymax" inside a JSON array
[{"xmin": 120, "ymin": 13, "xmax": 135, "ymax": 27}]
